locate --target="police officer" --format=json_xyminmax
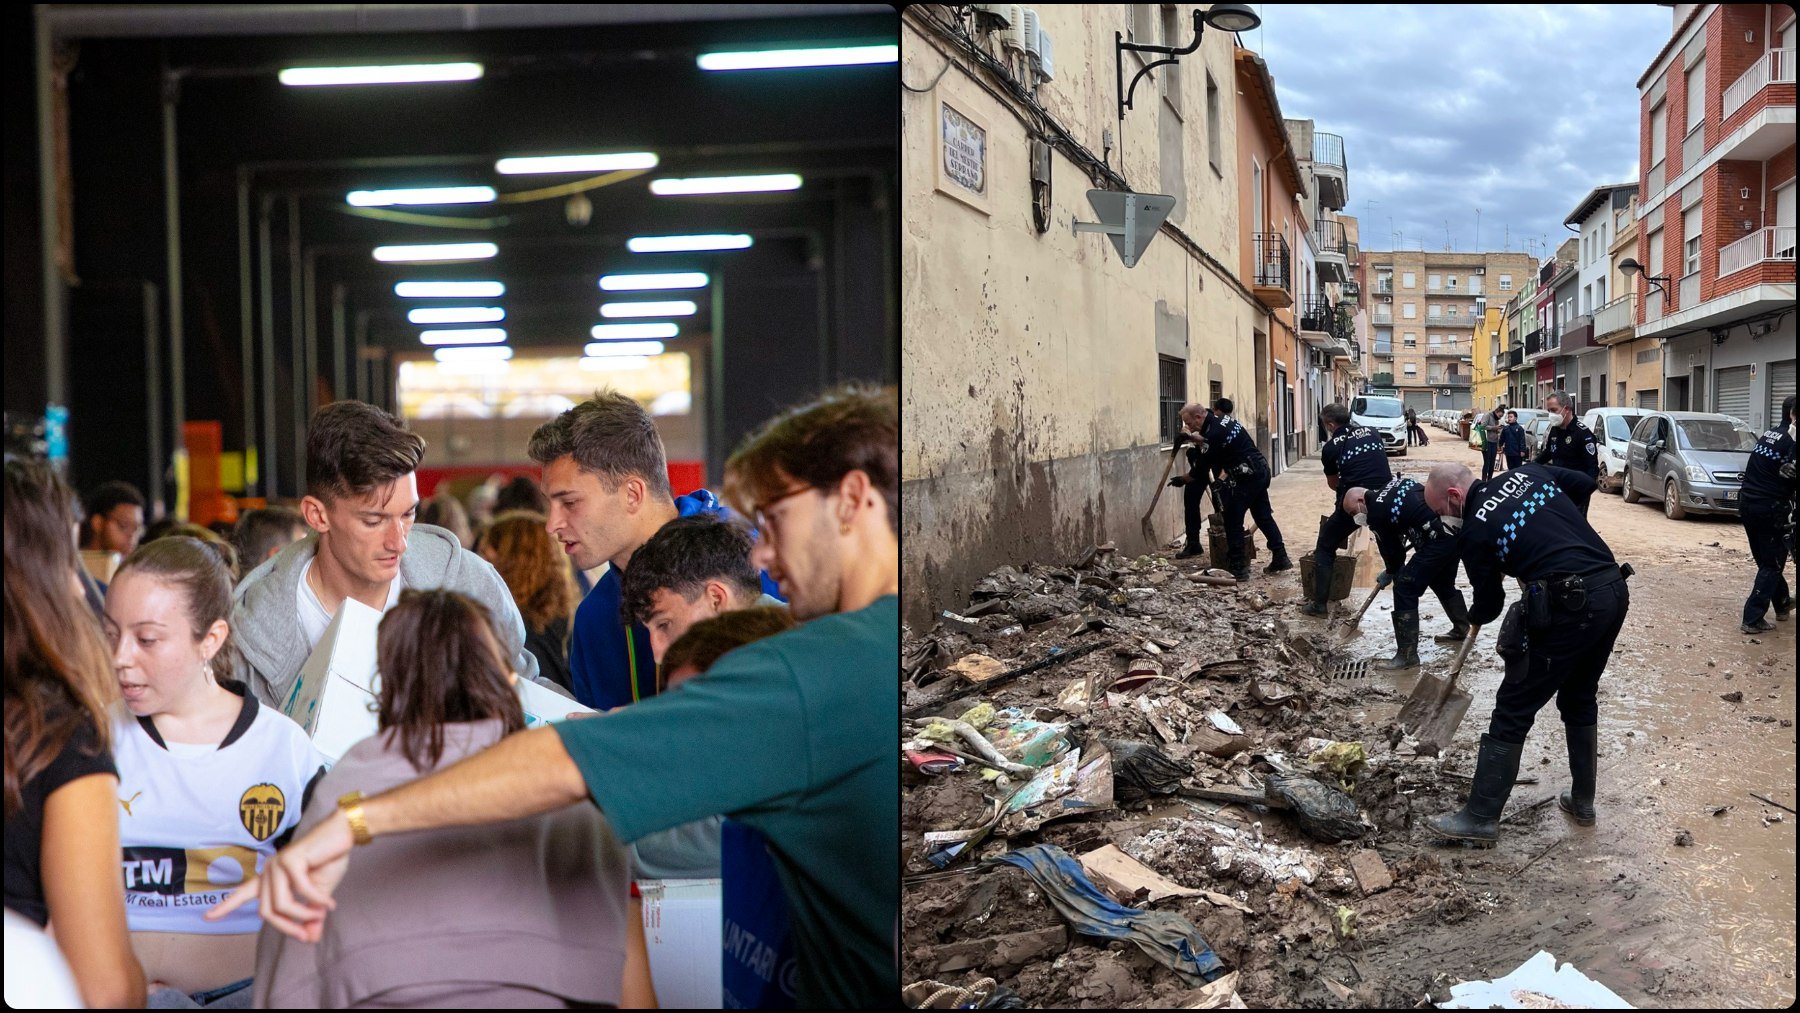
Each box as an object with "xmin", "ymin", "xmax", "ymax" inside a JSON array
[
  {"xmin": 1422, "ymin": 461, "xmax": 1630, "ymax": 845},
  {"xmin": 1301, "ymin": 404, "xmax": 1393, "ymax": 617},
  {"xmin": 1185, "ymin": 398, "xmax": 1291, "ymax": 581},
  {"xmin": 1739, "ymin": 394, "xmax": 1796, "ymax": 633},
  {"xmin": 1339, "ymin": 476, "xmax": 1470, "ymax": 671},
  {"xmin": 1169, "ymin": 402, "xmax": 1218, "ymax": 559},
  {"xmin": 1535, "ymin": 391, "xmax": 1599, "ymax": 510}
]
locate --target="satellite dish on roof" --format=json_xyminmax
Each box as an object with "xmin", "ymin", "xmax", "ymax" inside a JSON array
[{"xmin": 1073, "ymin": 189, "xmax": 1174, "ymax": 268}]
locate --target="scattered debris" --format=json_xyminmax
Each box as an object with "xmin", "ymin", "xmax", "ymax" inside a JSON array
[
  {"xmin": 1720, "ymin": 691, "xmax": 1745, "ymax": 704},
  {"xmin": 1106, "ymin": 740, "xmax": 1194, "ymax": 803},
  {"xmin": 947, "ymin": 653, "xmax": 1009, "ymax": 685},
  {"xmin": 1749, "ymin": 791, "xmax": 1797, "ymax": 816},
  {"xmin": 1265, "ymin": 774, "xmax": 1370, "ymax": 842},
  {"xmin": 1674, "ymin": 829, "xmax": 1695, "ymax": 847},
  {"xmin": 1348, "ymin": 849, "xmax": 1393, "ymax": 895},
  {"xmin": 1078, "ymin": 844, "xmax": 1203, "ymax": 904}
]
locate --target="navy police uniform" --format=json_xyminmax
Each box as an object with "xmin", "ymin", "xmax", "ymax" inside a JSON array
[
  {"xmin": 1191, "ymin": 414, "xmax": 1286, "ymax": 574},
  {"xmin": 1313, "ymin": 424, "xmax": 1393, "ymax": 603},
  {"xmin": 1739, "ymin": 424, "xmax": 1797, "ymax": 626},
  {"xmin": 1172, "ymin": 438, "xmax": 1217, "ymax": 556},
  {"xmin": 1535, "ymin": 416, "xmax": 1600, "ymax": 486},
  {"xmin": 1456, "ymin": 464, "xmax": 1627, "ymax": 743},
  {"xmin": 1367, "ymin": 475, "xmax": 1467, "ymax": 629}
]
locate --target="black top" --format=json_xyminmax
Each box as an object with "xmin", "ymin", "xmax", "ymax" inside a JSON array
[
  {"xmin": 1500, "ymin": 422, "xmax": 1527, "ymax": 456},
  {"xmin": 1197, "ymin": 415, "xmax": 1265, "ymax": 474},
  {"xmin": 1741, "ymin": 426, "xmax": 1797, "ymax": 505},
  {"xmin": 3, "ymin": 695, "xmax": 117, "ymax": 927},
  {"xmin": 1536, "ymin": 417, "xmax": 1600, "ymax": 478},
  {"xmin": 1367, "ymin": 475, "xmax": 1444, "ymax": 548},
  {"xmin": 1456, "ymin": 464, "xmax": 1615, "ymax": 625},
  {"xmin": 526, "ymin": 615, "xmax": 573, "ymax": 693},
  {"xmin": 1321, "ymin": 425, "xmax": 1393, "ymax": 505}
]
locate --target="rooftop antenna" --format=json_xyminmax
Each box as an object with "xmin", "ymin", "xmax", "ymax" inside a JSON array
[{"xmin": 1475, "ymin": 207, "xmax": 1481, "ymax": 250}]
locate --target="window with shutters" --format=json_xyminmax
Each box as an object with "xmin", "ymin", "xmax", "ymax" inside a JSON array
[
  {"xmin": 1158, "ymin": 355, "xmax": 1187, "ymax": 444},
  {"xmin": 1404, "ymin": 364, "xmax": 1418, "ymax": 377},
  {"xmin": 1499, "ymin": 274, "xmax": 1513, "ymax": 291}
]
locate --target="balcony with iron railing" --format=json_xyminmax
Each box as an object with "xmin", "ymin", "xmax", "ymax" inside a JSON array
[
  {"xmin": 1524, "ymin": 328, "xmax": 1543, "ymax": 357},
  {"xmin": 1724, "ymin": 48, "xmax": 1796, "ymax": 121},
  {"xmin": 1313, "ymin": 131, "xmax": 1348, "ymax": 210},
  {"xmin": 1341, "ymin": 279, "xmax": 1361, "ymax": 303},
  {"xmin": 1372, "ymin": 308, "xmax": 1393, "ymax": 325},
  {"xmin": 1373, "ymin": 341, "xmax": 1393, "ymax": 356},
  {"xmin": 1720, "ymin": 226, "xmax": 1797, "ymax": 276},
  {"xmin": 1433, "ymin": 374, "xmax": 1471, "ymax": 388},
  {"xmin": 1298, "ymin": 296, "xmax": 1334, "ymax": 337},
  {"xmin": 1424, "ymin": 342, "xmax": 1472, "ymax": 358},
  {"xmin": 1560, "ymin": 312, "xmax": 1595, "ymax": 352},
  {"xmin": 1593, "ymin": 294, "xmax": 1635, "ymax": 342},
  {"xmin": 1503, "ymin": 346, "xmax": 1524, "ymax": 370},
  {"xmin": 1375, "ymin": 277, "xmax": 1394, "ymax": 294},
  {"xmin": 1252, "ymin": 232, "xmax": 1293, "ymax": 309},
  {"xmin": 1314, "ymin": 219, "xmax": 1349, "ymax": 283},
  {"xmin": 1371, "ymin": 371, "xmax": 1395, "ymax": 387}
]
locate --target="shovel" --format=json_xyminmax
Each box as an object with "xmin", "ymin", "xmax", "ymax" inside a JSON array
[
  {"xmin": 1141, "ymin": 442, "xmax": 1184, "ymax": 547},
  {"xmin": 1329, "ymin": 581, "xmax": 1388, "ymax": 648},
  {"xmin": 1397, "ymin": 624, "xmax": 1481, "ymax": 753}
]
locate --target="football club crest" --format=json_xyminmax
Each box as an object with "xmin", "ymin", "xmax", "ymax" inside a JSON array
[{"xmin": 239, "ymin": 783, "xmax": 286, "ymax": 842}]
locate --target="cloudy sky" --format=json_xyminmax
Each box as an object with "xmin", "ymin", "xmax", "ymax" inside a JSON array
[{"xmin": 1246, "ymin": 4, "xmax": 1672, "ymax": 261}]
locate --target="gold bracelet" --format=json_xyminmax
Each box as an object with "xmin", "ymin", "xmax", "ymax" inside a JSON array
[{"xmin": 337, "ymin": 791, "xmax": 374, "ymax": 846}]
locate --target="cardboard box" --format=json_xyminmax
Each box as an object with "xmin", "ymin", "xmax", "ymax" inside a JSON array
[{"xmin": 279, "ymin": 598, "xmax": 383, "ymax": 766}]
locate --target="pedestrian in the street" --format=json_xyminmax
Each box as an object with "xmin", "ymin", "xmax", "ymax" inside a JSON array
[
  {"xmin": 1479, "ymin": 402, "xmax": 1506, "ymax": 481},
  {"xmin": 1404, "ymin": 406, "xmax": 1430, "ymax": 447},
  {"xmin": 1186, "ymin": 399, "xmax": 1290, "ymax": 582},
  {"xmin": 1499, "ymin": 410, "xmax": 1526, "ymax": 471},
  {"xmin": 1737, "ymin": 394, "xmax": 1796, "ymax": 634},
  {"xmin": 1169, "ymin": 403, "xmax": 1218, "ymax": 559},
  {"xmin": 1339, "ymin": 477, "xmax": 1470, "ymax": 670},
  {"xmin": 1535, "ymin": 391, "xmax": 1600, "ymax": 507},
  {"xmin": 1301, "ymin": 404, "xmax": 1392, "ymax": 616},
  {"xmin": 1422, "ymin": 461, "xmax": 1631, "ymax": 845}
]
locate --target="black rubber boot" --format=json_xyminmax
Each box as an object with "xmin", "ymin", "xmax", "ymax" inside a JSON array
[
  {"xmin": 1427, "ymin": 735, "xmax": 1524, "ymax": 845},
  {"xmin": 1177, "ymin": 542, "xmax": 1204, "ymax": 559},
  {"xmin": 1434, "ymin": 594, "xmax": 1471, "ymax": 644},
  {"xmin": 1743, "ymin": 618, "xmax": 1776, "ymax": 634},
  {"xmin": 1300, "ymin": 599, "xmax": 1328, "ymax": 617},
  {"xmin": 1263, "ymin": 551, "xmax": 1294, "ymax": 574},
  {"xmin": 1559, "ymin": 724, "xmax": 1597, "ymax": 827},
  {"xmin": 1373, "ymin": 611, "xmax": 1420, "ymax": 670},
  {"xmin": 1776, "ymin": 597, "xmax": 1794, "ymax": 621}
]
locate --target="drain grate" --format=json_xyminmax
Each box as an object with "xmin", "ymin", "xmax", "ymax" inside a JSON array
[{"xmin": 1331, "ymin": 659, "xmax": 1374, "ymax": 681}]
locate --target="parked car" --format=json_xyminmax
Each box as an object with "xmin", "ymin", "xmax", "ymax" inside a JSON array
[
  {"xmin": 1582, "ymin": 407, "xmax": 1647, "ymax": 492},
  {"xmin": 1353, "ymin": 395, "xmax": 1410, "ymax": 455},
  {"xmin": 1524, "ymin": 414, "xmax": 1556, "ymax": 458},
  {"xmin": 1621, "ymin": 411, "xmax": 1757, "ymax": 519}
]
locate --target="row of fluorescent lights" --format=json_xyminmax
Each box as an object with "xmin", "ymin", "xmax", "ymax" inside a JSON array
[
  {"xmin": 277, "ymin": 45, "xmax": 897, "ymax": 87},
  {"xmin": 406, "ymin": 271, "xmax": 705, "ymax": 362},
  {"xmin": 349, "ymin": 171, "xmax": 802, "ymax": 207},
  {"xmin": 372, "ymin": 233, "xmax": 751, "ymax": 263}
]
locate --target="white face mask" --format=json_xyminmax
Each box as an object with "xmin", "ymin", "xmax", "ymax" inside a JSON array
[
  {"xmin": 1352, "ymin": 512, "xmax": 1369, "ymax": 527},
  {"xmin": 1439, "ymin": 513, "xmax": 1463, "ymax": 531}
]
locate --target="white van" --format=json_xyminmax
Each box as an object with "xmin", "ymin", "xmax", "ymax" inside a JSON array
[
  {"xmin": 1582, "ymin": 407, "xmax": 1648, "ymax": 492},
  {"xmin": 1352, "ymin": 395, "xmax": 1410, "ymax": 456}
]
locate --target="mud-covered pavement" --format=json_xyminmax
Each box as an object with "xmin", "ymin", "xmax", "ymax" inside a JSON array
[{"xmin": 901, "ymin": 436, "xmax": 1796, "ymax": 1008}]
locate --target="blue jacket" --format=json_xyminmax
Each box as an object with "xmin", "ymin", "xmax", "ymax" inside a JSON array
[
  {"xmin": 568, "ymin": 490, "xmax": 783, "ymax": 711},
  {"xmin": 1500, "ymin": 423, "xmax": 1527, "ymax": 457}
]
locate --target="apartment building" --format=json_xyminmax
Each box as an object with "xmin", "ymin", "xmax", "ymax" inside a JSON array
[{"xmin": 1366, "ymin": 250, "xmax": 1536, "ymax": 412}]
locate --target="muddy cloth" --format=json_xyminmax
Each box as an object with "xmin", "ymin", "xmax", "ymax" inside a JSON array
[
  {"xmin": 1454, "ymin": 465, "xmax": 1612, "ymax": 626},
  {"xmin": 1740, "ymin": 425, "xmax": 1797, "ymax": 506},
  {"xmin": 1104, "ymin": 740, "xmax": 1194, "ymax": 803},
  {"xmin": 1265, "ymin": 774, "xmax": 1368, "ymax": 843},
  {"xmin": 994, "ymin": 844, "xmax": 1226, "ymax": 985},
  {"xmin": 1535, "ymin": 417, "xmax": 1600, "ymax": 481},
  {"xmin": 1367, "ymin": 477, "xmax": 1463, "ymax": 616}
]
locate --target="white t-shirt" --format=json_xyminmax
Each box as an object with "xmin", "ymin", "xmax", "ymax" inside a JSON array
[
  {"xmin": 296, "ymin": 556, "xmax": 404, "ymax": 652},
  {"xmin": 112, "ymin": 687, "xmax": 325, "ymax": 935}
]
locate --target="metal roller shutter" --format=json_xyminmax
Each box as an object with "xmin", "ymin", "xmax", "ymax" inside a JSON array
[
  {"xmin": 1769, "ymin": 360, "xmax": 1796, "ymax": 427},
  {"xmin": 1404, "ymin": 390, "xmax": 1434, "ymax": 412},
  {"xmin": 1714, "ymin": 366, "xmax": 1752, "ymax": 423},
  {"xmin": 1635, "ymin": 389, "xmax": 1660, "ymax": 411}
]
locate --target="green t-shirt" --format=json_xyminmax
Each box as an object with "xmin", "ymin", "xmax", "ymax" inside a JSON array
[{"xmin": 555, "ymin": 595, "xmax": 899, "ymax": 1008}]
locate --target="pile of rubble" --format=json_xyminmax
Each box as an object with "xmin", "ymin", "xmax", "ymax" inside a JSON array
[{"xmin": 900, "ymin": 546, "xmax": 1517, "ymax": 1009}]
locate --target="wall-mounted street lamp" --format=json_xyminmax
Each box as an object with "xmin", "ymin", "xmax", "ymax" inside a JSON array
[
  {"xmin": 1617, "ymin": 258, "xmax": 1670, "ymax": 299},
  {"xmin": 1116, "ymin": 5, "xmax": 1261, "ymax": 121}
]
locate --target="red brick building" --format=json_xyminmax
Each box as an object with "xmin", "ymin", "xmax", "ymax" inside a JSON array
[{"xmin": 1632, "ymin": 3, "xmax": 1795, "ymax": 428}]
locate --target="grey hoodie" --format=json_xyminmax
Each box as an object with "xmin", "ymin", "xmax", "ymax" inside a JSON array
[{"xmin": 231, "ymin": 522, "xmax": 555, "ymax": 708}]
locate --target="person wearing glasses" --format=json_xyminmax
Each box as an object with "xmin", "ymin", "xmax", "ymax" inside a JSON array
[
  {"xmin": 523, "ymin": 390, "xmax": 780, "ymax": 711},
  {"xmin": 210, "ymin": 386, "xmax": 900, "ymax": 1008}
]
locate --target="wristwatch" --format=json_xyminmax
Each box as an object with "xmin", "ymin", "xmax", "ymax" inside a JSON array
[{"xmin": 337, "ymin": 791, "xmax": 374, "ymax": 846}]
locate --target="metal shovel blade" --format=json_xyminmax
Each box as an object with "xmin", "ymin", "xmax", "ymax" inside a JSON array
[{"xmin": 1398, "ymin": 626, "xmax": 1481, "ymax": 752}]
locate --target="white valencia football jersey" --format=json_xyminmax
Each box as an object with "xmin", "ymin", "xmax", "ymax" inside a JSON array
[{"xmin": 111, "ymin": 685, "xmax": 326, "ymax": 935}]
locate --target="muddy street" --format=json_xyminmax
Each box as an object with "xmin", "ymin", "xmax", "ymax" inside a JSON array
[{"xmin": 902, "ymin": 435, "xmax": 1796, "ymax": 1008}]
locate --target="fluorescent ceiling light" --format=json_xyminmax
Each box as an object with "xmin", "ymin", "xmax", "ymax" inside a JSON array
[
  {"xmin": 599, "ymin": 272, "xmax": 709, "ymax": 291},
  {"xmin": 373, "ymin": 243, "xmax": 497, "ymax": 263},
  {"xmin": 433, "ymin": 345, "xmax": 513, "ymax": 362},
  {"xmin": 601, "ymin": 301, "xmax": 697, "ymax": 319},
  {"xmin": 697, "ymin": 45, "xmax": 898, "ymax": 71},
  {"xmin": 580, "ymin": 355, "xmax": 650, "ymax": 371},
  {"xmin": 409, "ymin": 307, "xmax": 505, "ymax": 325},
  {"xmin": 650, "ymin": 174, "xmax": 802, "ymax": 196},
  {"xmin": 395, "ymin": 281, "xmax": 504, "ymax": 298},
  {"xmin": 495, "ymin": 152, "xmax": 659, "ymax": 175},
  {"xmin": 420, "ymin": 328, "xmax": 507, "ymax": 346},
  {"xmin": 584, "ymin": 341, "xmax": 665, "ymax": 357},
  {"xmin": 280, "ymin": 63, "xmax": 483, "ymax": 87},
  {"xmin": 591, "ymin": 323, "xmax": 680, "ymax": 340},
  {"xmin": 627, "ymin": 234, "xmax": 752, "ymax": 254},
  {"xmin": 348, "ymin": 186, "xmax": 496, "ymax": 207}
]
